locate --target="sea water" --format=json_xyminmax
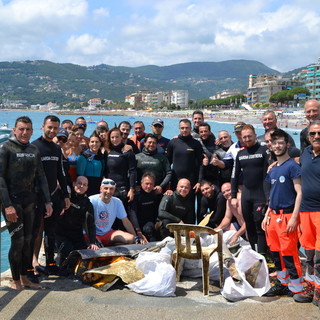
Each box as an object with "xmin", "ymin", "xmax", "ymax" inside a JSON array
[{"xmin": 0, "ymin": 110, "xmax": 301, "ymax": 273}]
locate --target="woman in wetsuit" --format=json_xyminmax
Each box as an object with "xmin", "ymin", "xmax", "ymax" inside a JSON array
[
  {"xmin": 104, "ymin": 127, "xmax": 137, "ymax": 210},
  {"xmin": 77, "ymin": 131, "xmax": 105, "ymax": 196}
]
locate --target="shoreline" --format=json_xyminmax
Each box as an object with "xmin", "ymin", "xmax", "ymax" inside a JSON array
[{"xmin": 1, "ymin": 108, "xmax": 307, "ymax": 131}]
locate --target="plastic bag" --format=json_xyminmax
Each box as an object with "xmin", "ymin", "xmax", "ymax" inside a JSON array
[
  {"xmin": 127, "ymin": 247, "xmax": 176, "ymax": 297},
  {"xmin": 221, "ymin": 247, "xmax": 271, "ymax": 301}
]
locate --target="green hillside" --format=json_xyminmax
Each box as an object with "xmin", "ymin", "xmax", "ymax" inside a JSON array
[{"xmin": 0, "ymin": 59, "xmax": 281, "ymax": 105}]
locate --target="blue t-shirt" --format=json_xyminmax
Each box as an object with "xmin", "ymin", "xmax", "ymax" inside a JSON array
[
  {"xmin": 89, "ymin": 195, "xmax": 127, "ymax": 235},
  {"xmin": 265, "ymin": 158, "xmax": 301, "ymax": 210},
  {"xmin": 300, "ymin": 146, "xmax": 320, "ymax": 211}
]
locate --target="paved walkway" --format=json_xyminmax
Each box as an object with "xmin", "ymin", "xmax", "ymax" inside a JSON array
[{"xmin": 1, "ymin": 272, "xmax": 319, "ymax": 320}]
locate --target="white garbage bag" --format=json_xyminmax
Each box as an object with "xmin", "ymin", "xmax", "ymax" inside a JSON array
[
  {"xmin": 127, "ymin": 247, "xmax": 176, "ymax": 297},
  {"xmin": 221, "ymin": 247, "xmax": 271, "ymax": 301}
]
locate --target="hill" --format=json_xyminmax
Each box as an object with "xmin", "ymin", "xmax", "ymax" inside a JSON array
[{"xmin": 0, "ymin": 59, "xmax": 281, "ymax": 105}]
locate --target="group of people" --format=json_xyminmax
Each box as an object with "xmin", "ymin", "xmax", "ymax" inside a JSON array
[{"xmin": 0, "ymin": 100, "xmax": 320, "ymax": 309}]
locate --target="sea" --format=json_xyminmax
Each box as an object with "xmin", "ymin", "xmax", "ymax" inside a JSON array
[{"xmin": 0, "ymin": 109, "xmax": 302, "ymax": 273}]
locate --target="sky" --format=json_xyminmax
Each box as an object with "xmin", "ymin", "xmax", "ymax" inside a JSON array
[{"xmin": 0, "ymin": 0, "xmax": 319, "ymax": 72}]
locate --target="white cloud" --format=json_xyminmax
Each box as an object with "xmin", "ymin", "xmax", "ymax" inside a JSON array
[{"xmin": 0, "ymin": 0, "xmax": 319, "ymax": 71}]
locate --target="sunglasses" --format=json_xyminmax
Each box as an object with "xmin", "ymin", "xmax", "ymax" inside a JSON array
[
  {"xmin": 309, "ymin": 131, "xmax": 320, "ymax": 136},
  {"xmin": 101, "ymin": 180, "xmax": 116, "ymax": 186},
  {"xmin": 57, "ymin": 137, "xmax": 67, "ymax": 143},
  {"xmin": 76, "ymin": 123, "xmax": 87, "ymax": 128}
]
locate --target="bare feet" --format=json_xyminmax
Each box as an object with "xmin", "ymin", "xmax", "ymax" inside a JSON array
[
  {"xmin": 10, "ymin": 280, "xmax": 24, "ymax": 290},
  {"xmin": 20, "ymin": 275, "xmax": 44, "ymax": 290}
]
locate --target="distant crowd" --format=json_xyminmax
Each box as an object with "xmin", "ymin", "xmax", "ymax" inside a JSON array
[{"xmin": 1, "ymin": 99, "xmax": 320, "ymax": 308}]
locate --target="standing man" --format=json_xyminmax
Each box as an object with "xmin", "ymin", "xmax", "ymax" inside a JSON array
[
  {"xmin": 166, "ymin": 119, "xmax": 203, "ymax": 221},
  {"xmin": 61, "ymin": 119, "xmax": 73, "ymax": 131},
  {"xmin": 32, "ymin": 115, "xmax": 70, "ymax": 275},
  {"xmin": 300, "ymin": 99, "xmax": 320, "ymax": 152},
  {"xmin": 140, "ymin": 118, "xmax": 170, "ymax": 153},
  {"xmin": 130, "ymin": 121, "xmax": 148, "ymax": 151},
  {"xmin": 135, "ymin": 134, "xmax": 172, "ymax": 194},
  {"xmin": 0, "ymin": 116, "xmax": 52, "ymax": 290},
  {"xmin": 262, "ymin": 129, "xmax": 303, "ymax": 297},
  {"xmin": 294, "ymin": 120, "xmax": 320, "ymax": 307},
  {"xmin": 118, "ymin": 121, "xmax": 139, "ymax": 154},
  {"xmin": 231, "ymin": 124, "xmax": 269, "ymax": 255},
  {"xmin": 257, "ymin": 110, "xmax": 296, "ymax": 147},
  {"xmin": 191, "ymin": 110, "xmax": 205, "ymax": 139}
]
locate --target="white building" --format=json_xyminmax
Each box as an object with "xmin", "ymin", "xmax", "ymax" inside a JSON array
[{"xmin": 171, "ymin": 90, "xmax": 189, "ymax": 108}]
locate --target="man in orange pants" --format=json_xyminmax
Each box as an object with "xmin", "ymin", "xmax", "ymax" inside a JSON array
[
  {"xmin": 295, "ymin": 120, "xmax": 320, "ymax": 308},
  {"xmin": 262, "ymin": 129, "xmax": 303, "ymax": 297}
]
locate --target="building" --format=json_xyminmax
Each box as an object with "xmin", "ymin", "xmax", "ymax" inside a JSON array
[
  {"xmin": 247, "ymin": 74, "xmax": 303, "ymax": 104},
  {"xmin": 210, "ymin": 89, "xmax": 242, "ymax": 100},
  {"xmin": 302, "ymin": 57, "xmax": 320, "ymax": 100},
  {"xmin": 170, "ymin": 90, "xmax": 189, "ymax": 108},
  {"xmin": 88, "ymin": 98, "xmax": 102, "ymax": 108}
]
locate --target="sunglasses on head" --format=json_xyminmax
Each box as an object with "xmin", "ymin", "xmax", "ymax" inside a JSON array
[
  {"xmin": 309, "ymin": 131, "xmax": 320, "ymax": 136},
  {"xmin": 102, "ymin": 180, "xmax": 116, "ymax": 186}
]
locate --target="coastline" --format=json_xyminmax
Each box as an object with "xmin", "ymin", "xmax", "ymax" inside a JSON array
[{"xmin": 1, "ymin": 108, "xmax": 307, "ymax": 131}]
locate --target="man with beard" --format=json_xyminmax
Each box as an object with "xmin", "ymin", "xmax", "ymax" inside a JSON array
[
  {"xmin": 199, "ymin": 180, "xmax": 226, "ymax": 228},
  {"xmin": 119, "ymin": 121, "xmax": 139, "ymax": 154},
  {"xmin": 231, "ymin": 124, "xmax": 269, "ymax": 256},
  {"xmin": 262, "ymin": 129, "xmax": 303, "ymax": 297}
]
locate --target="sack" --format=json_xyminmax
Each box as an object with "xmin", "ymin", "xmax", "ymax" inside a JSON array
[
  {"xmin": 221, "ymin": 247, "xmax": 270, "ymax": 301},
  {"xmin": 127, "ymin": 247, "xmax": 176, "ymax": 297}
]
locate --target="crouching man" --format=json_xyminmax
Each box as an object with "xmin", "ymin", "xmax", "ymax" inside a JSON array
[
  {"xmin": 55, "ymin": 176, "xmax": 99, "ymax": 266},
  {"xmin": 89, "ymin": 178, "xmax": 138, "ymax": 246}
]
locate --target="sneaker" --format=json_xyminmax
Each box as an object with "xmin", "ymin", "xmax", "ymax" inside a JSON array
[
  {"xmin": 293, "ymin": 281, "xmax": 314, "ymax": 303},
  {"xmin": 264, "ymin": 283, "xmax": 294, "ymax": 297}
]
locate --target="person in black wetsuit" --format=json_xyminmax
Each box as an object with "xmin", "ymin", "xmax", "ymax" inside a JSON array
[
  {"xmin": 0, "ymin": 116, "xmax": 52, "ymax": 290},
  {"xmin": 199, "ymin": 180, "xmax": 226, "ymax": 228},
  {"xmin": 158, "ymin": 178, "xmax": 195, "ymax": 239},
  {"xmin": 166, "ymin": 119, "xmax": 203, "ymax": 222},
  {"xmin": 231, "ymin": 124, "xmax": 270, "ymax": 255},
  {"xmin": 105, "ymin": 127, "xmax": 137, "ymax": 210},
  {"xmin": 135, "ymin": 134, "xmax": 171, "ymax": 194},
  {"xmin": 128, "ymin": 172, "xmax": 162, "ymax": 242},
  {"xmin": 55, "ymin": 176, "xmax": 99, "ymax": 266},
  {"xmin": 118, "ymin": 121, "xmax": 140, "ymax": 154},
  {"xmin": 32, "ymin": 115, "xmax": 70, "ymax": 275}
]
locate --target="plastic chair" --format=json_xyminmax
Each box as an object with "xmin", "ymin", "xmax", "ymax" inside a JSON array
[{"xmin": 166, "ymin": 223, "xmax": 224, "ymax": 296}]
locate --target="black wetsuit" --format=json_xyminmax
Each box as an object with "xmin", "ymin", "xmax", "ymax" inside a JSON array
[
  {"xmin": 231, "ymin": 142, "xmax": 269, "ymax": 254},
  {"xmin": 0, "ymin": 135, "xmax": 51, "ymax": 280},
  {"xmin": 213, "ymin": 146, "xmax": 232, "ymax": 186},
  {"xmin": 257, "ymin": 128, "xmax": 296, "ymax": 148},
  {"xmin": 55, "ymin": 190, "xmax": 96, "ymax": 263},
  {"xmin": 166, "ymin": 134, "xmax": 203, "ymax": 188},
  {"xmin": 158, "ymin": 190, "xmax": 195, "ymax": 238},
  {"xmin": 199, "ymin": 187, "xmax": 226, "ymax": 228},
  {"xmin": 135, "ymin": 148, "xmax": 172, "ymax": 189},
  {"xmin": 32, "ymin": 136, "xmax": 69, "ymax": 266},
  {"xmin": 300, "ymin": 127, "xmax": 309, "ymax": 152},
  {"xmin": 128, "ymin": 189, "xmax": 162, "ymax": 241},
  {"xmin": 105, "ymin": 144, "xmax": 137, "ymax": 209}
]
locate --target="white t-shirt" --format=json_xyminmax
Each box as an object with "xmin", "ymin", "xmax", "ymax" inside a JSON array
[{"xmin": 89, "ymin": 194, "xmax": 127, "ymax": 236}]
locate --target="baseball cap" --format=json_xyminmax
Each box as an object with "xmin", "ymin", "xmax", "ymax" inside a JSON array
[
  {"xmin": 57, "ymin": 128, "xmax": 69, "ymax": 139},
  {"xmin": 152, "ymin": 118, "xmax": 164, "ymax": 127},
  {"xmin": 101, "ymin": 178, "xmax": 116, "ymax": 187},
  {"xmin": 234, "ymin": 122, "xmax": 246, "ymax": 132}
]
